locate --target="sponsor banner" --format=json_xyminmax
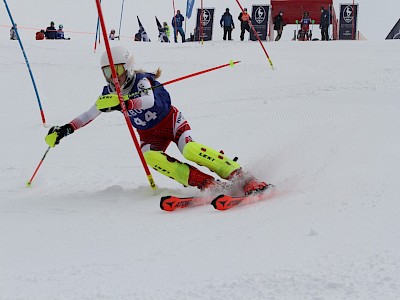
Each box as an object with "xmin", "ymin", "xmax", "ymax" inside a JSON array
[
  {"xmin": 339, "ymin": 4, "xmax": 359, "ymax": 40},
  {"xmin": 386, "ymin": 19, "xmax": 400, "ymax": 39},
  {"xmin": 250, "ymin": 5, "xmax": 270, "ymax": 41},
  {"xmin": 194, "ymin": 8, "xmax": 215, "ymax": 41}
]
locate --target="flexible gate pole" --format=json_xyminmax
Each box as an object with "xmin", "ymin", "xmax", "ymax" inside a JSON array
[
  {"xmin": 118, "ymin": 0, "xmax": 125, "ymax": 40},
  {"xmin": 235, "ymin": 0, "xmax": 275, "ymax": 70},
  {"xmin": 95, "ymin": 0, "xmax": 156, "ymax": 189},
  {"xmin": 3, "ymin": 0, "xmax": 47, "ymax": 125},
  {"xmin": 93, "ymin": 0, "xmax": 101, "ymax": 53},
  {"xmin": 126, "ymin": 60, "xmax": 241, "ymax": 99}
]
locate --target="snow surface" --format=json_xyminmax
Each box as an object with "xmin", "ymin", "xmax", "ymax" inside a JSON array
[{"xmin": 1, "ymin": 6, "xmax": 400, "ymax": 300}]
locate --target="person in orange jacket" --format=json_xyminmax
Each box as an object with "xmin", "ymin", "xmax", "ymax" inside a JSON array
[{"xmin": 238, "ymin": 8, "xmax": 251, "ymax": 41}]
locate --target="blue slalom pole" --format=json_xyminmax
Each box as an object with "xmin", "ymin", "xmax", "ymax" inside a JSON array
[
  {"xmin": 94, "ymin": 16, "xmax": 101, "ymax": 52},
  {"xmin": 118, "ymin": 0, "xmax": 125, "ymax": 40},
  {"xmin": 93, "ymin": 0, "xmax": 102, "ymax": 52},
  {"xmin": 3, "ymin": 0, "xmax": 47, "ymax": 126}
]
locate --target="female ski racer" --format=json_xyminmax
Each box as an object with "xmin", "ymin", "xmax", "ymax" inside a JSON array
[{"xmin": 45, "ymin": 46, "xmax": 268, "ymax": 195}]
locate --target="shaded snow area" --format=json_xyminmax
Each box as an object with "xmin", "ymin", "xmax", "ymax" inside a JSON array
[{"xmin": 1, "ymin": 36, "xmax": 400, "ymax": 299}]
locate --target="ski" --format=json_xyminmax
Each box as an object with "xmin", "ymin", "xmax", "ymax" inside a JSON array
[
  {"xmin": 160, "ymin": 195, "xmax": 212, "ymax": 211},
  {"xmin": 211, "ymin": 185, "xmax": 275, "ymax": 211},
  {"xmin": 161, "ymin": 185, "xmax": 275, "ymax": 211}
]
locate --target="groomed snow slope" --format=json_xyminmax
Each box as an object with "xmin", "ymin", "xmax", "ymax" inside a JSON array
[{"xmin": 1, "ymin": 37, "xmax": 400, "ymax": 299}]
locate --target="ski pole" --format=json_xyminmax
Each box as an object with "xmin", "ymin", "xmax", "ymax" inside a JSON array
[
  {"xmin": 3, "ymin": 0, "xmax": 47, "ymax": 126},
  {"xmin": 95, "ymin": 0, "xmax": 156, "ymax": 190},
  {"xmin": 26, "ymin": 147, "xmax": 51, "ymax": 187},
  {"xmin": 234, "ymin": 0, "xmax": 274, "ymax": 70}
]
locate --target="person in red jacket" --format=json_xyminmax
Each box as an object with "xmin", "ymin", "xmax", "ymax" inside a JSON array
[{"xmin": 36, "ymin": 30, "xmax": 45, "ymax": 40}]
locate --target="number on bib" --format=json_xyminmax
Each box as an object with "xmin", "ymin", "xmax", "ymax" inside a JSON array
[
  {"xmin": 133, "ymin": 117, "xmax": 146, "ymax": 127},
  {"xmin": 145, "ymin": 111, "xmax": 157, "ymax": 122},
  {"xmin": 132, "ymin": 111, "xmax": 158, "ymax": 127}
]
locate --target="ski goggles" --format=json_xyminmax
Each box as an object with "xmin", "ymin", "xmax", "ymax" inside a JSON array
[{"xmin": 102, "ymin": 64, "xmax": 126, "ymax": 80}]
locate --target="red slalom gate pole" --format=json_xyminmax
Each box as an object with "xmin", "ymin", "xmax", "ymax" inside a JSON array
[
  {"xmin": 127, "ymin": 60, "xmax": 241, "ymax": 99},
  {"xmin": 95, "ymin": 0, "xmax": 156, "ymax": 190},
  {"xmin": 26, "ymin": 147, "xmax": 50, "ymax": 187},
  {"xmin": 162, "ymin": 60, "xmax": 240, "ymax": 86},
  {"xmin": 235, "ymin": 0, "xmax": 274, "ymax": 70}
]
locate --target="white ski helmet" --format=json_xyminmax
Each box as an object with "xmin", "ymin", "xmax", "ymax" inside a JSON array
[{"xmin": 100, "ymin": 46, "xmax": 135, "ymax": 88}]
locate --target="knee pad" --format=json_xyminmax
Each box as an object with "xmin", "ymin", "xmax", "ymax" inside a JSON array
[
  {"xmin": 182, "ymin": 142, "xmax": 240, "ymax": 179},
  {"xmin": 144, "ymin": 150, "xmax": 190, "ymax": 186}
]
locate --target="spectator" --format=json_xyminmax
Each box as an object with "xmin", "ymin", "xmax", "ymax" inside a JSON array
[
  {"xmin": 298, "ymin": 11, "xmax": 312, "ymax": 40},
  {"xmin": 134, "ymin": 26, "xmax": 151, "ymax": 42},
  {"xmin": 273, "ymin": 10, "xmax": 285, "ymax": 41},
  {"xmin": 300, "ymin": 11, "xmax": 312, "ymax": 28},
  {"xmin": 220, "ymin": 8, "xmax": 235, "ymax": 41},
  {"xmin": 320, "ymin": 7, "xmax": 330, "ymax": 41},
  {"xmin": 109, "ymin": 29, "xmax": 119, "ymax": 40},
  {"xmin": 163, "ymin": 22, "xmax": 170, "ymax": 40},
  {"xmin": 134, "ymin": 32, "xmax": 141, "ymax": 42},
  {"xmin": 45, "ymin": 21, "xmax": 56, "ymax": 39},
  {"xmin": 36, "ymin": 30, "xmax": 45, "ymax": 40},
  {"xmin": 10, "ymin": 24, "xmax": 18, "ymax": 40},
  {"xmin": 56, "ymin": 24, "xmax": 70, "ymax": 40},
  {"xmin": 171, "ymin": 10, "xmax": 185, "ymax": 43},
  {"xmin": 238, "ymin": 8, "xmax": 251, "ymax": 41}
]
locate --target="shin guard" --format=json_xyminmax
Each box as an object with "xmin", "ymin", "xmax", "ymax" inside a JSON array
[
  {"xmin": 144, "ymin": 151, "xmax": 190, "ymax": 186},
  {"xmin": 182, "ymin": 142, "xmax": 241, "ymax": 179}
]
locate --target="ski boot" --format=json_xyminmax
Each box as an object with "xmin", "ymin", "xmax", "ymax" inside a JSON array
[{"xmin": 227, "ymin": 168, "xmax": 269, "ymax": 195}]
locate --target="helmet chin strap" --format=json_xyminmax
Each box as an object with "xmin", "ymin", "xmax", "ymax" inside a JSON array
[{"xmin": 108, "ymin": 72, "xmax": 136, "ymax": 95}]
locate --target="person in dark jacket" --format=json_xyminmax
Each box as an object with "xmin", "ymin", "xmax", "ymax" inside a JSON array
[
  {"xmin": 45, "ymin": 21, "xmax": 56, "ymax": 39},
  {"xmin": 238, "ymin": 8, "xmax": 251, "ymax": 41},
  {"xmin": 109, "ymin": 29, "xmax": 119, "ymax": 40},
  {"xmin": 220, "ymin": 8, "xmax": 235, "ymax": 40},
  {"xmin": 273, "ymin": 10, "xmax": 285, "ymax": 41},
  {"xmin": 320, "ymin": 7, "xmax": 330, "ymax": 41},
  {"xmin": 171, "ymin": 10, "xmax": 185, "ymax": 43},
  {"xmin": 10, "ymin": 24, "xmax": 18, "ymax": 40}
]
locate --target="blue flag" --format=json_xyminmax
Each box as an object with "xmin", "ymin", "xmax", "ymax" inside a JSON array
[{"xmin": 186, "ymin": 0, "xmax": 195, "ymax": 19}]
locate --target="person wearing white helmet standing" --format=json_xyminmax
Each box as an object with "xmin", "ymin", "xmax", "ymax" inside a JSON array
[{"xmin": 45, "ymin": 46, "xmax": 269, "ymax": 195}]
